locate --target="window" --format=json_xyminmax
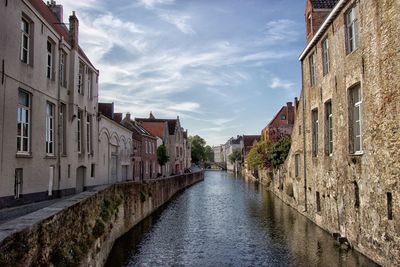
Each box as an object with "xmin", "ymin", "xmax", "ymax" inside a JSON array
[
  {"xmin": 87, "ymin": 70, "xmax": 93, "ymax": 99},
  {"xmin": 60, "ymin": 52, "xmax": 67, "ymax": 87},
  {"xmin": 17, "ymin": 90, "xmax": 30, "ymax": 153},
  {"xmin": 77, "ymin": 109, "xmax": 82, "ymax": 153},
  {"xmin": 349, "ymin": 85, "xmax": 362, "ymax": 154},
  {"xmin": 312, "ymin": 109, "xmax": 319, "ymax": 157},
  {"xmin": 346, "ymin": 5, "xmax": 359, "ymax": 53},
  {"xmin": 146, "ymin": 141, "xmax": 149, "ymax": 154},
  {"xmin": 14, "ymin": 168, "xmax": 23, "ymax": 199},
  {"xmin": 316, "ymin": 192, "xmax": 321, "ymax": 212},
  {"xmin": 309, "ymin": 52, "xmax": 316, "ymax": 86},
  {"xmin": 78, "ymin": 62, "xmax": 84, "ymax": 95},
  {"xmin": 86, "ymin": 114, "xmax": 92, "ymax": 155},
  {"xmin": 91, "ymin": 164, "xmax": 95, "ymax": 178},
  {"xmin": 46, "ymin": 40, "xmax": 54, "ymax": 79},
  {"xmin": 60, "ymin": 103, "xmax": 67, "ymax": 155},
  {"xmin": 45, "ymin": 102, "xmax": 55, "ymax": 155},
  {"xmin": 20, "ymin": 18, "xmax": 30, "ymax": 64},
  {"xmin": 322, "ymin": 38, "xmax": 330, "ymax": 75},
  {"xmin": 295, "ymin": 154, "xmax": 300, "ymax": 177},
  {"xmin": 325, "ymin": 101, "xmax": 333, "ymax": 156},
  {"xmin": 146, "ymin": 161, "xmax": 149, "ymax": 174},
  {"xmin": 281, "ymin": 115, "xmax": 287, "ymax": 120}
]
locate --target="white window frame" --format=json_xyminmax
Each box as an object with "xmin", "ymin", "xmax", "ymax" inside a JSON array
[
  {"xmin": 20, "ymin": 18, "xmax": 30, "ymax": 64},
  {"xmin": 60, "ymin": 51, "xmax": 67, "ymax": 87},
  {"xmin": 322, "ymin": 38, "xmax": 330, "ymax": 75},
  {"xmin": 86, "ymin": 114, "xmax": 92, "ymax": 155},
  {"xmin": 46, "ymin": 40, "xmax": 53, "ymax": 79},
  {"xmin": 77, "ymin": 110, "xmax": 82, "ymax": 154},
  {"xmin": 312, "ymin": 109, "xmax": 319, "ymax": 157},
  {"xmin": 325, "ymin": 101, "xmax": 333, "ymax": 156},
  {"xmin": 346, "ymin": 5, "xmax": 359, "ymax": 54},
  {"xmin": 309, "ymin": 52, "xmax": 316, "ymax": 86},
  {"xmin": 349, "ymin": 85, "xmax": 363, "ymax": 154},
  {"xmin": 17, "ymin": 90, "xmax": 30, "ymax": 154},
  {"xmin": 46, "ymin": 102, "xmax": 55, "ymax": 155},
  {"xmin": 78, "ymin": 62, "xmax": 84, "ymax": 95}
]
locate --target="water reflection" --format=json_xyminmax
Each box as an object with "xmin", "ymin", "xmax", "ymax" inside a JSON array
[{"xmin": 106, "ymin": 171, "xmax": 378, "ymax": 267}]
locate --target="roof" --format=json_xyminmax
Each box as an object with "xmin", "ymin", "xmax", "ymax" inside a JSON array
[
  {"xmin": 243, "ymin": 135, "xmax": 261, "ymax": 147},
  {"xmin": 310, "ymin": 0, "xmax": 339, "ymax": 9},
  {"xmin": 98, "ymin": 103, "xmax": 114, "ymax": 119},
  {"xmin": 141, "ymin": 121, "xmax": 167, "ymax": 139},
  {"xmin": 136, "ymin": 118, "xmax": 178, "ymax": 135},
  {"xmin": 29, "ymin": 0, "xmax": 96, "ymax": 69},
  {"xmin": 122, "ymin": 119, "xmax": 155, "ymax": 139}
]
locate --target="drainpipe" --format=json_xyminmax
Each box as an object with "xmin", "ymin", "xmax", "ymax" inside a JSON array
[
  {"xmin": 301, "ymin": 61, "xmax": 308, "ymax": 212},
  {"xmin": 56, "ymin": 36, "xmax": 63, "ymax": 195}
]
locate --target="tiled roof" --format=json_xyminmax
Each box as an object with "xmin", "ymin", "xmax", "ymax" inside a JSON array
[
  {"xmin": 141, "ymin": 122, "xmax": 166, "ymax": 139},
  {"xmin": 136, "ymin": 118, "xmax": 177, "ymax": 135},
  {"xmin": 29, "ymin": 0, "xmax": 96, "ymax": 69},
  {"xmin": 310, "ymin": 0, "xmax": 339, "ymax": 9}
]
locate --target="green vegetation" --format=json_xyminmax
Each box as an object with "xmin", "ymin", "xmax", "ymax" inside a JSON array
[
  {"xmin": 156, "ymin": 144, "xmax": 169, "ymax": 173},
  {"xmin": 246, "ymin": 137, "xmax": 291, "ymax": 170},
  {"xmin": 229, "ymin": 149, "xmax": 242, "ymax": 164},
  {"xmin": 190, "ymin": 135, "xmax": 210, "ymax": 164}
]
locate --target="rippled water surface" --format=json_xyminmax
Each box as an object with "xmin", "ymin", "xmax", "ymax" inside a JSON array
[{"xmin": 106, "ymin": 171, "xmax": 378, "ymax": 267}]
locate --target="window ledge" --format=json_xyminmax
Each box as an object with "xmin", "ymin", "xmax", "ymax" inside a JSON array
[
  {"xmin": 44, "ymin": 155, "xmax": 56, "ymax": 159},
  {"xmin": 16, "ymin": 153, "xmax": 32, "ymax": 158},
  {"xmin": 350, "ymin": 151, "xmax": 364, "ymax": 156}
]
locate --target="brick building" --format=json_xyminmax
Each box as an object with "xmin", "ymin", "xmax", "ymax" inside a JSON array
[
  {"xmin": 273, "ymin": 1, "xmax": 400, "ymax": 265},
  {"xmin": 261, "ymin": 102, "xmax": 295, "ymax": 143}
]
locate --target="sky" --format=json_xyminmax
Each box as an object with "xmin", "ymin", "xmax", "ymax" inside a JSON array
[{"xmin": 58, "ymin": 0, "xmax": 306, "ymax": 146}]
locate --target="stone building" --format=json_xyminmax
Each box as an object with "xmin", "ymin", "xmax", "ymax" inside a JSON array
[
  {"xmin": 224, "ymin": 136, "xmax": 243, "ymax": 173},
  {"xmin": 213, "ymin": 145, "xmax": 223, "ymax": 164},
  {"xmin": 136, "ymin": 113, "xmax": 190, "ymax": 175},
  {"xmin": 121, "ymin": 113, "xmax": 157, "ymax": 180},
  {"xmin": 0, "ymin": 0, "xmax": 99, "ymax": 207},
  {"xmin": 274, "ymin": 0, "xmax": 400, "ymax": 265},
  {"xmin": 98, "ymin": 103, "xmax": 133, "ymax": 184}
]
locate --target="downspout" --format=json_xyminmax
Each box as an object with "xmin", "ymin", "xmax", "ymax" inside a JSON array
[
  {"xmin": 56, "ymin": 36, "xmax": 63, "ymax": 195},
  {"xmin": 301, "ymin": 60, "xmax": 308, "ymax": 212}
]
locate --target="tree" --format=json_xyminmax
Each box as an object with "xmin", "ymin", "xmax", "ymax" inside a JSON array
[
  {"xmin": 229, "ymin": 149, "xmax": 241, "ymax": 164},
  {"xmin": 190, "ymin": 135, "xmax": 206, "ymax": 164},
  {"xmin": 204, "ymin": 145, "xmax": 214, "ymax": 162},
  {"xmin": 269, "ymin": 137, "xmax": 291, "ymax": 168},
  {"xmin": 156, "ymin": 144, "xmax": 169, "ymax": 175}
]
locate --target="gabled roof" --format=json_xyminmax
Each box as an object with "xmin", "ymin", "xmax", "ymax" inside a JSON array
[
  {"xmin": 141, "ymin": 121, "xmax": 167, "ymax": 139},
  {"xmin": 310, "ymin": 0, "xmax": 339, "ymax": 9},
  {"xmin": 136, "ymin": 118, "xmax": 177, "ymax": 135}
]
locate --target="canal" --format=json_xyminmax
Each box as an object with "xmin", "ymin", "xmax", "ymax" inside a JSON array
[{"xmin": 106, "ymin": 171, "xmax": 378, "ymax": 266}]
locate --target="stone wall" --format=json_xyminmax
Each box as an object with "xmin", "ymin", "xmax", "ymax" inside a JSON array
[
  {"xmin": 0, "ymin": 171, "xmax": 204, "ymax": 266},
  {"xmin": 268, "ymin": 1, "xmax": 400, "ymax": 266}
]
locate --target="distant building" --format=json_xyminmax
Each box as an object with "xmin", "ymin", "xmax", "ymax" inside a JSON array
[
  {"xmin": 241, "ymin": 135, "xmax": 261, "ymax": 163},
  {"xmin": 224, "ymin": 136, "xmax": 243, "ymax": 173},
  {"xmin": 261, "ymin": 102, "xmax": 295, "ymax": 143},
  {"xmin": 213, "ymin": 145, "xmax": 223, "ymax": 163}
]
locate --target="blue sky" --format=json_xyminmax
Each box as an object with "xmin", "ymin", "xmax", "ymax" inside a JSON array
[{"xmin": 59, "ymin": 0, "xmax": 306, "ymax": 146}]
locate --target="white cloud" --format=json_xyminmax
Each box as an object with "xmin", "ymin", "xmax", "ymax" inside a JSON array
[
  {"xmin": 159, "ymin": 13, "xmax": 195, "ymax": 34},
  {"xmin": 136, "ymin": 0, "xmax": 175, "ymax": 9},
  {"xmin": 270, "ymin": 77, "xmax": 294, "ymax": 90},
  {"xmin": 262, "ymin": 19, "xmax": 301, "ymax": 43}
]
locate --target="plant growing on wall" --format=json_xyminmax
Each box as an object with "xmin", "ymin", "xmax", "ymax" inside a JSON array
[{"xmin": 269, "ymin": 137, "xmax": 291, "ymax": 168}]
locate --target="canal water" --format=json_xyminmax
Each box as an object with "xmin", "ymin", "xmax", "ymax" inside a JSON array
[{"xmin": 106, "ymin": 171, "xmax": 378, "ymax": 267}]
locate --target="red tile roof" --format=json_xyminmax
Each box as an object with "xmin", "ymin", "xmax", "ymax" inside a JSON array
[{"xmin": 141, "ymin": 122, "xmax": 166, "ymax": 139}]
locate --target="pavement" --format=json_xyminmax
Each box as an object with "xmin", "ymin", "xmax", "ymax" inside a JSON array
[{"xmin": 0, "ymin": 197, "xmax": 71, "ymax": 225}]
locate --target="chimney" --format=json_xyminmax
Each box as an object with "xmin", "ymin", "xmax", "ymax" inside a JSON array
[
  {"xmin": 149, "ymin": 111, "xmax": 155, "ymax": 119},
  {"xmin": 126, "ymin": 112, "xmax": 131, "ymax": 121},
  {"xmin": 287, "ymin": 102, "xmax": 294, "ymax": 125},
  {"xmin": 47, "ymin": 1, "xmax": 63, "ymax": 23},
  {"xmin": 69, "ymin": 11, "xmax": 79, "ymax": 50}
]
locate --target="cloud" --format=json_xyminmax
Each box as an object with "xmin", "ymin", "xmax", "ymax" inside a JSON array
[
  {"xmin": 136, "ymin": 0, "xmax": 175, "ymax": 9},
  {"xmin": 159, "ymin": 13, "xmax": 195, "ymax": 34},
  {"xmin": 270, "ymin": 77, "xmax": 294, "ymax": 90},
  {"xmin": 261, "ymin": 19, "xmax": 302, "ymax": 44}
]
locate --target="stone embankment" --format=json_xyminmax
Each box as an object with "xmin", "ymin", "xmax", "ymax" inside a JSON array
[{"xmin": 0, "ymin": 171, "xmax": 204, "ymax": 266}]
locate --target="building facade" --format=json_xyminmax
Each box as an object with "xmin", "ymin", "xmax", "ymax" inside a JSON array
[
  {"xmin": 0, "ymin": 0, "xmax": 99, "ymax": 208},
  {"xmin": 261, "ymin": 102, "xmax": 295, "ymax": 143},
  {"xmin": 275, "ymin": 0, "xmax": 400, "ymax": 265}
]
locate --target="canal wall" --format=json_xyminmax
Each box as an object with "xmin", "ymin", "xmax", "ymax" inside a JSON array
[{"xmin": 0, "ymin": 171, "xmax": 204, "ymax": 266}]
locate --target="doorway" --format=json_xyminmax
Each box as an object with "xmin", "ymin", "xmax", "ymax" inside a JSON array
[{"xmin": 76, "ymin": 166, "xmax": 86, "ymax": 193}]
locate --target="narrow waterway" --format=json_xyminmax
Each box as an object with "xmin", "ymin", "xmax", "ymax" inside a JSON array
[{"xmin": 106, "ymin": 171, "xmax": 378, "ymax": 267}]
